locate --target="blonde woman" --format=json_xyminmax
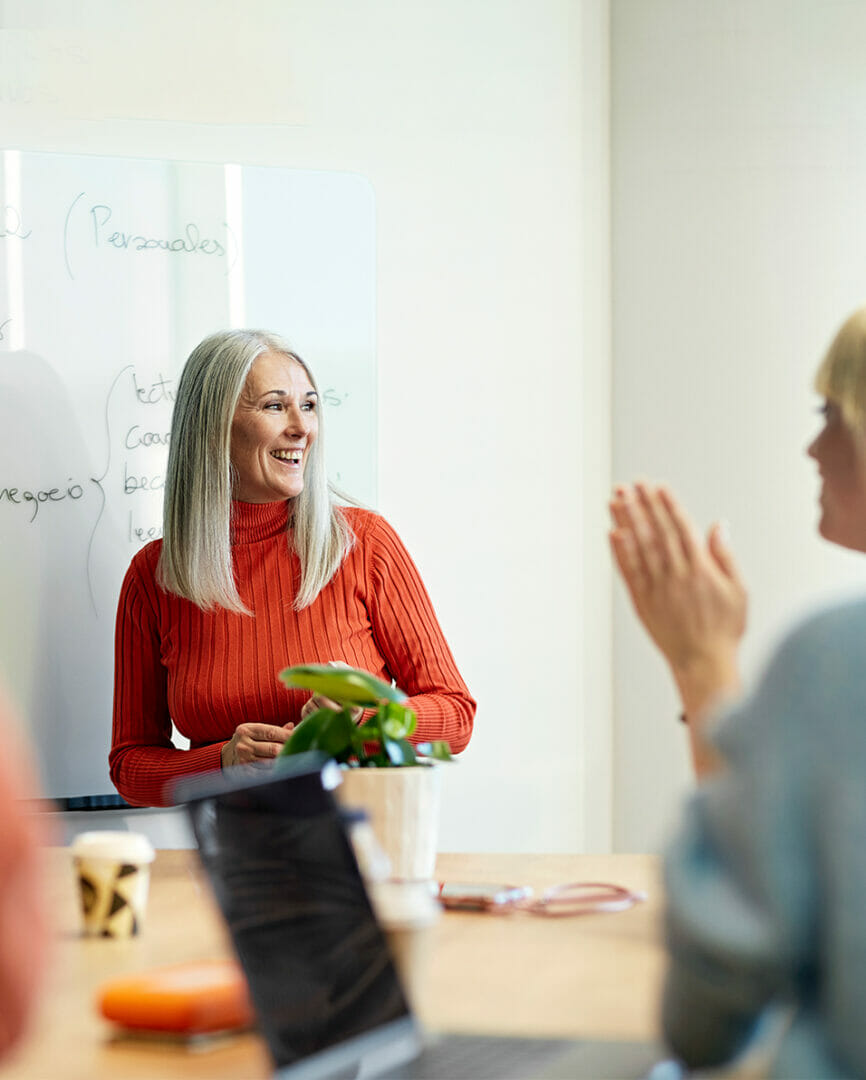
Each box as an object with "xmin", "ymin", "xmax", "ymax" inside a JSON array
[
  {"xmin": 610, "ymin": 307, "xmax": 866, "ymax": 777},
  {"xmin": 612, "ymin": 306, "xmax": 866, "ymax": 1075},
  {"xmin": 110, "ymin": 330, "xmax": 475, "ymax": 806}
]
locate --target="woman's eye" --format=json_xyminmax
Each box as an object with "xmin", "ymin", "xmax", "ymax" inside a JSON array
[
  {"xmin": 264, "ymin": 401, "xmax": 283, "ymax": 411},
  {"xmin": 302, "ymin": 401, "xmax": 317, "ymax": 412}
]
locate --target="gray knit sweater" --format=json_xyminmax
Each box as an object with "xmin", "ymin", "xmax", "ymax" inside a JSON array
[{"xmin": 663, "ymin": 597, "xmax": 866, "ymax": 1079}]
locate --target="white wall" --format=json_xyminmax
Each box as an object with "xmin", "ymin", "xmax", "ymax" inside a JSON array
[
  {"xmin": 23, "ymin": 0, "xmax": 865, "ymax": 857},
  {"xmin": 1, "ymin": 1, "xmax": 612, "ymax": 852},
  {"xmin": 611, "ymin": 0, "xmax": 866, "ymax": 850}
]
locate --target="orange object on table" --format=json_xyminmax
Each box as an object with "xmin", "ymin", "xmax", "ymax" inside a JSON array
[{"xmin": 97, "ymin": 959, "xmax": 254, "ymax": 1035}]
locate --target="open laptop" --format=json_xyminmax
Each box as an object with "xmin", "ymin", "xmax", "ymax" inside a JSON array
[{"xmin": 178, "ymin": 756, "xmax": 670, "ymax": 1080}]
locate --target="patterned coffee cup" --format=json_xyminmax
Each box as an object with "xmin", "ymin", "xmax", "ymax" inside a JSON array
[{"xmin": 71, "ymin": 831, "xmax": 155, "ymax": 938}]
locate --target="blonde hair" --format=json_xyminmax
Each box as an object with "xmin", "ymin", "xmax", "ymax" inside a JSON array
[
  {"xmin": 157, "ymin": 329, "xmax": 354, "ymax": 613},
  {"xmin": 814, "ymin": 305, "xmax": 866, "ymax": 428}
]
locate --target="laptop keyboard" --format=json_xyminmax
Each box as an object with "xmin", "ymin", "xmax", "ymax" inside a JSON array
[
  {"xmin": 377, "ymin": 1033, "xmax": 667, "ymax": 1080},
  {"xmin": 383, "ymin": 1033, "xmax": 587, "ymax": 1080}
]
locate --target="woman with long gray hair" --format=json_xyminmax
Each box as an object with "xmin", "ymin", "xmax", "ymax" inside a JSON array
[{"xmin": 110, "ymin": 330, "xmax": 475, "ymax": 806}]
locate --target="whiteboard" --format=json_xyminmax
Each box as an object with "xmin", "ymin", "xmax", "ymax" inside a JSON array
[{"xmin": 0, "ymin": 150, "xmax": 376, "ymax": 800}]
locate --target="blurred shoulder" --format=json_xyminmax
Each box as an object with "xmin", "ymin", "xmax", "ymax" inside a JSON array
[
  {"xmin": 772, "ymin": 593, "xmax": 866, "ymax": 671},
  {"xmin": 715, "ymin": 593, "xmax": 866, "ymax": 759}
]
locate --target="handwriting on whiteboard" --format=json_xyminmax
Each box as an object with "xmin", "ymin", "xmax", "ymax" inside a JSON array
[
  {"xmin": 0, "ymin": 203, "xmax": 31, "ymax": 239},
  {"xmin": 0, "ymin": 480, "xmax": 85, "ymax": 522},
  {"xmin": 63, "ymin": 192, "xmax": 238, "ymax": 279},
  {"xmin": 90, "ymin": 204, "xmax": 229, "ymax": 256},
  {"xmin": 0, "ymin": 364, "xmax": 348, "ymax": 551}
]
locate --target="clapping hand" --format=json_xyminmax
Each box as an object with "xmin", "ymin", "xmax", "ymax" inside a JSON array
[{"xmin": 609, "ymin": 483, "xmax": 747, "ymax": 774}]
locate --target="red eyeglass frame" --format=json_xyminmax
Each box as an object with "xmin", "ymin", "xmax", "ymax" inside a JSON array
[
  {"xmin": 436, "ymin": 880, "xmax": 646, "ymax": 916},
  {"xmin": 520, "ymin": 881, "xmax": 647, "ymax": 917}
]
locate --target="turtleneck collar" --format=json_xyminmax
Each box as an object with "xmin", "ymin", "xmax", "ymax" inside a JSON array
[{"xmin": 230, "ymin": 499, "xmax": 292, "ymax": 545}]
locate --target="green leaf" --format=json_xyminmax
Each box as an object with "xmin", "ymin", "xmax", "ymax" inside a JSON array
[
  {"xmin": 382, "ymin": 736, "xmax": 417, "ymax": 766},
  {"xmin": 355, "ymin": 721, "xmax": 381, "ymax": 741},
  {"xmin": 346, "ymin": 720, "xmax": 367, "ymax": 759},
  {"xmin": 314, "ymin": 710, "xmax": 358, "ymax": 761},
  {"xmin": 363, "ymin": 744, "xmax": 390, "ymax": 767},
  {"xmin": 415, "ymin": 740, "xmax": 454, "ymax": 761},
  {"xmin": 278, "ymin": 664, "xmax": 406, "ymax": 706},
  {"xmin": 380, "ymin": 702, "xmax": 417, "ymax": 740},
  {"xmin": 280, "ymin": 708, "xmax": 336, "ymax": 756}
]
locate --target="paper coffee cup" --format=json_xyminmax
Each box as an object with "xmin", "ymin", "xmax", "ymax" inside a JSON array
[
  {"xmin": 71, "ymin": 831, "xmax": 155, "ymax": 938},
  {"xmin": 370, "ymin": 881, "xmax": 440, "ymax": 1004}
]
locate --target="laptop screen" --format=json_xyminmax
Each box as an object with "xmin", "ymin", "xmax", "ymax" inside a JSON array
[{"xmin": 181, "ymin": 758, "xmax": 415, "ymax": 1074}]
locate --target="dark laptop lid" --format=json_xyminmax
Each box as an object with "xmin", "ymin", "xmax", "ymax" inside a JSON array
[
  {"xmin": 178, "ymin": 759, "xmax": 670, "ymax": 1080},
  {"xmin": 177, "ymin": 756, "xmax": 422, "ymax": 1078}
]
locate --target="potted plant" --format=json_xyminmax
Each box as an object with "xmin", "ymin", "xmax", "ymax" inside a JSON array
[{"xmin": 277, "ymin": 664, "xmax": 452, "ymax": 881}]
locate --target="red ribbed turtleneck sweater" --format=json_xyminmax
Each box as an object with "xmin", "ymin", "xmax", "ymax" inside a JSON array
[{"xmin": 110, "ymin": 501, "xmax": 475, "ymax": 806}]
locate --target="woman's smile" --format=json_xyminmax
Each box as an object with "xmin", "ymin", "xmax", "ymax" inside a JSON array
[{"xmin": 230, "ymin": 351, "xmax": 319, "ymax": 503}]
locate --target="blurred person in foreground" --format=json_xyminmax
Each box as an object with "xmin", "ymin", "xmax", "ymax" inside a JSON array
[
  {"xmin": 110, "ymin": 330, "xmax": 475, "ymax": 806},
  {"xmin": 611, "ymin": 305, "xmax": 866, "ymax": 1077},
  {"xmin": 610, "ymin": 305, "xmax": 866, "ymax": 779},
  {"xmin": 0, "ymin": 689, "xmax": 49, "ymax": 1061}
]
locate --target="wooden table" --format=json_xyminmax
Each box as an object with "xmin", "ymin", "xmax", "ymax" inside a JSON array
[{"xmin": 3, "ymin": 850, "xmax": 665, "ymax": 1079}]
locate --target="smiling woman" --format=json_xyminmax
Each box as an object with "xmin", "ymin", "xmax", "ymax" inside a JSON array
[
  {"xmin": 808, "ymin": 307, "xmax": 866, "ymax": 552},
  {"xmin": 609, "ymin": 303, "xmax": 866, "ymax": 777},
  {"xmin": 109, "ymin": 329, "xmax": 476, "ymax": 807},
  {"xmin": 229, "ymin": 352, "xmax": 319, "ymax": 504},
  {"xmin": 600, "ymin": 306, "xmax": 866, "ymax": 1080},
  {"xmin": 606, "ymin": 303, "xmax": 866, "ymax": 1077}
]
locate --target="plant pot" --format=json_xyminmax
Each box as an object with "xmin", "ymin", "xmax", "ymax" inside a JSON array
[{"xmin": 335, "ymin": 766, "xmax": 442, "ymax": 883}]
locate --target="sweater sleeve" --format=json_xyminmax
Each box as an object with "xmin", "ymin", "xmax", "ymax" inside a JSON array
[
  {"xmin": 662, "ymin": 623, "xmax": 821, "ymax": 1070},
  {"xmin": 109, "ymin": 554, "xmax": 224, "ymax": 807},
  {"xmin": 362, "ymin": 515, "xmax": 475, "ymax": 754}
]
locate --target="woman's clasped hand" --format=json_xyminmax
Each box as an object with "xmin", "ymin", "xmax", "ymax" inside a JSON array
[{"xmin": 219, "ymin": 722, "xmax": 295, "ymax": 769}]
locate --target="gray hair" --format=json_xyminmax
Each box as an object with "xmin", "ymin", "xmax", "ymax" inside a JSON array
[{"xmin": 157, "ymin": 329, "xmax": 354, "ymax": 613}]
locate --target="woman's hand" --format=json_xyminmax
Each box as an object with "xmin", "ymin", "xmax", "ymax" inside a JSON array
[
  {"xmin": 298, "ymin": 661, "xmax": 363, "ymax": 725},
  {"xmin": 300, "ymin": 695, "xmax": 363, "ymax": 724},
  {"xmin": 220, "ymin": 722, "xmax": 294, "ymax": 770},
  {"xmin": 609, "ymin": 483, "xmax": 748, "ymax": 772}
]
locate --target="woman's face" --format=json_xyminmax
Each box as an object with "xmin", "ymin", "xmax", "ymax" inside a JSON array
[
  {"xmin": 807, "ymin": 399, "xmax": 866, "ymax": 552},
  {"xmin": 229, "ymin": 351, "xmax": 318, "ymax": 503}
]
